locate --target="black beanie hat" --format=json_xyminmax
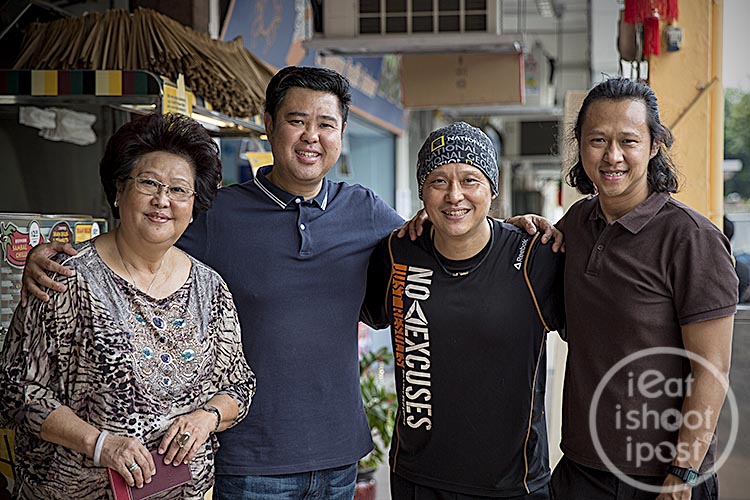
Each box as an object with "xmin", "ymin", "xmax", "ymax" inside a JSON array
[{"xmin": 416, "ymin": 121, "xmax": 498, "ymax": 199}]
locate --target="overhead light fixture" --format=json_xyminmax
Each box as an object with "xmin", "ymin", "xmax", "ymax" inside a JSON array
[
  {"xmin": 305, "ymin": 33, "xmax": 525, "ymax": 55},
  {"xmin": 191, "ymin": 112, "xmax": 235, "ymax": 129},
  {"xmin": 189, "ymin": 106, "xmax": 266, "ymax": 135}
]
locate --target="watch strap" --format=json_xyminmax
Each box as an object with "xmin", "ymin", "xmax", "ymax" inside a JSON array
[{"xmin": 667, "ymin": 465, "xmax": 699, "ymax": 485}]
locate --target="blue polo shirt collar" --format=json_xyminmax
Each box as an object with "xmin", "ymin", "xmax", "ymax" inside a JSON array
[{"xmin": 254, "ymin": 165, "xmax": 329, "ymax": 210}]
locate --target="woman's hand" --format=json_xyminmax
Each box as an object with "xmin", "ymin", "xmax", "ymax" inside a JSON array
[
  {"xmin": 21, "ymin": 241, "xmax": 78, "ymax": 305},
  {"xmin": 99, "ymin": 433, "xmax": 155, "ymax": 489},
  {"xmin": 157, "ymin": 409, "xmax": 216, "ymax": 466}
]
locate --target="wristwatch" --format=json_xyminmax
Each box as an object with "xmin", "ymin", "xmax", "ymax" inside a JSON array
[
  {"xmin": 201, "ymin": 404, "xmax": 222, "ymax": 433},
  {"xmin": 667, "ymin": 465, "xmax": 700, "ymax": 486}
]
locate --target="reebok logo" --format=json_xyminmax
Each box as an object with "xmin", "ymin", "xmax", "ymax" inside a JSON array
[{"xmin": 514, "ymin": 238, "xmax": 529, "ymax": 271}]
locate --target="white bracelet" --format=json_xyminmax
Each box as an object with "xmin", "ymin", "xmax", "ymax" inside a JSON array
[{"xmin": 93, "ymin": 430, "xmax": 109, "ymax": 467}]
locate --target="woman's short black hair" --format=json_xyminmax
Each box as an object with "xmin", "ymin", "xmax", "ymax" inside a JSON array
[
  {"xmin": 264, "ymin": 66, "xmax": 351, "ymax": 125},
  {"xmin": 100, "ymin": 113, "xmax": 222, "ymax": 218},
  {"xmin": 566, "ymin": 77, "xmax": 680, "ymax": 195}
]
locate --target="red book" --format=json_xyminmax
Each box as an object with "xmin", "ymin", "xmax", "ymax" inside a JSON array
[{"xmin": 108, "ymin": 450, "xmax": 192, "ymax": 500}]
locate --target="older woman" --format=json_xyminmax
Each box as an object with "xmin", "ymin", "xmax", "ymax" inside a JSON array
[
  {"xmin": 361, "ymin": 122, "xmax": 564, "ymax": 499},
  {"xmin": 0, "ymin": 113, "xmax": 255, "ymax": 499}
]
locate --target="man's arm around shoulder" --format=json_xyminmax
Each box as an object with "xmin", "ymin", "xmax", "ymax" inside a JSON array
[
  {"xmin": 360, "ymin": 235, "xmax": 395, "ymax": 330},
  {"xmin": 524, "ymin": 232, "xmax": 566, "ymax": 334},
  {"xmin": 21, "ymin": 242, "xmax": 77, "ymax": 305}
]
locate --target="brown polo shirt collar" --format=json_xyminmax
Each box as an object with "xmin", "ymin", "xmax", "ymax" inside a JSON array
[{"xmin": 589, "ymin": 191, "xmax": 671, "ymax": 234}]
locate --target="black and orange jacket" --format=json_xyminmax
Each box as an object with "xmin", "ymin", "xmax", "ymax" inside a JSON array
[{"xmin": 361, "ymin": 218, "xmax": 564, "ymax": 497}]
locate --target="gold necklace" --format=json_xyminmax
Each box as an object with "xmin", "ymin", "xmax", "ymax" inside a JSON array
[{"xmin": 114, "ymin": 231, "xmax": 166, "ymax": 295}]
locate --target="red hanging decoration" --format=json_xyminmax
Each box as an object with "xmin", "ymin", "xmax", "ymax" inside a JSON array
[
  {"xmin": 644, "ymin": 11, "xmax": 661, "ymax": 56},
  {"xmin": 623, "ymin": 0, "xmax": 679, "ymax": 24},
  {"xmin": 665, "ymin": 0, "xmax": 679, "ymax": 22},
  {"xmin": 622, "ymin": 0, "xmax": 678, "ymax": 57},
  {"xmin": 624, "ymin": 0, "xmax": 639, "ymax": 24}
]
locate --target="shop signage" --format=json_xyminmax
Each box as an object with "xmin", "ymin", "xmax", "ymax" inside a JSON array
[
  {"xmin": 224, "ymin": 0, "xmax": 406, "ymax": 134},
  {"xmin": 162, "ymin": 74, "xmax": 196, "ymax": 116}
]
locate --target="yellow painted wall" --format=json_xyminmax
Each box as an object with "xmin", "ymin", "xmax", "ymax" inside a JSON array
[{"xmin": 648, "ymin": 0, "xmax": 723, "ymax": 225}]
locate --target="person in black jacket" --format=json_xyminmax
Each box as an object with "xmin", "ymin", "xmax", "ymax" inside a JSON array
[{"xmin": 362, "ymin": 122, "xmax": 564, "ymax": 500}]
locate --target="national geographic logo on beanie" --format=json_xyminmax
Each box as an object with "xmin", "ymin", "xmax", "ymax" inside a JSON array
[{"xmin": 416, "ymin": 122, "xmax": 498, "ymax": 199}]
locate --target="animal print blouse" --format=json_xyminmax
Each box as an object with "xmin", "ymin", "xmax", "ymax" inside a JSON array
[{"xmin": 0, "ymin": 240, "xmax": 255, "ymax": 499}]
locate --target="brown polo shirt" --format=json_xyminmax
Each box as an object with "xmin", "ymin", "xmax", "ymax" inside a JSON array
[{"xmin": 557, "ymin": 192, "xmax": 738, "ymax": 476}]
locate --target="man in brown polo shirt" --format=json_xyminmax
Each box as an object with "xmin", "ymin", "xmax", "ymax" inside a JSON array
[
  {"xmin": 402, "ymin": 77, "xmax": 734, "ymax": 499},
  {"xmin": 544, "ymin": 78, "xmax": 737, "ymax": 500}
]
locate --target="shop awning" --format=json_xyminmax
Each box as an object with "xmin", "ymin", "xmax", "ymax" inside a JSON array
[
  {"xmin": 3, "ymin": 7, "xmax": 273, "ymax": 136},
  {"xmin": 0, "ymin": 69, "xmax": 265, "ymax": 135}
]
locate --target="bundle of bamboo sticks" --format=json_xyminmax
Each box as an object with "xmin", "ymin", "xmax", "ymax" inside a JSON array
[{"xmin": 14, "ymin": 8, "xmax": 273, "ymax": 118}]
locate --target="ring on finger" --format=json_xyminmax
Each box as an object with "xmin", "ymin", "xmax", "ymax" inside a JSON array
[
  {"xmin": 128, "ymin": 461, "xmax": 140, "ymax": 472},
  {"xmin": 177, "ymin": 431, "xmax": 191, "ymax": 448}
]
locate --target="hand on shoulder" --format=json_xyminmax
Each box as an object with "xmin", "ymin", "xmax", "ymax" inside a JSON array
[
  {"xmin": 21, "ymin": 241, "xmax": 78, "ymax": 306},
  {"xmin": 505, "ymin": 214, "xmax": 565, "ymax": 253}
]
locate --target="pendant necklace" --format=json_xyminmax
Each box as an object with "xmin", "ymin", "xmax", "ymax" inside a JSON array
[
  {"xmin": 431, "ymin": 218, "xmax": 495, "ymax": 278},
  {"xmin": 114, "ymin": 231, "xmax": 166, "ymax": 296}
]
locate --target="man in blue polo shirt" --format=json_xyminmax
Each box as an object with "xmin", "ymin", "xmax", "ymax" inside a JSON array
[
  {"xmin": 180, "ymin": 66, "xmax": 405, "ymax": 499},
  {"xmin": 22, "ymin": 66, "xmax": 404, "ymax": 499}
]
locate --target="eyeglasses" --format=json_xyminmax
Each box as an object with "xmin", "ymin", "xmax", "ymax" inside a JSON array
[{"xmin": 126, "ymin": 176, "xmax": 196, "ymax": 201}]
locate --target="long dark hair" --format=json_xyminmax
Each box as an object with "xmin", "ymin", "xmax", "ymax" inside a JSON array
[
  {"xmin": 100, "ymin": 113, "xmax": 222, "ymax": 219},
  {"xmin": 566, "ymin": 77, "xmax": 679, "ymax": 195}
]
